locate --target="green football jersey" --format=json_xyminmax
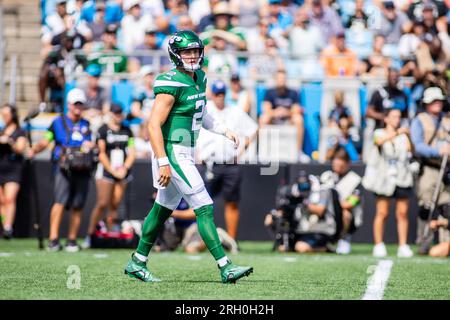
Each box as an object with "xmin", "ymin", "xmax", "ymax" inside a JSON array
[{"xmin": 153, "ymin": 68, "xmax": 207, "ymax": 147}]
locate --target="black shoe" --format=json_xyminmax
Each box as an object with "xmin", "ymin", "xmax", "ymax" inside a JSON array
[
  {"xmin": 3, "ymin": 228, "xmax": 13, "ymax": 240},
  {"xmin": 418, "ymin": 243, "xmax": 431, "ymax": 255},
  {"xmin": 65, "ymin": 240, "xmax": 81, "ymax": 253},
  {"xmin": 47, "ymin": 239, "xmax": 62, "ymax": 252}
]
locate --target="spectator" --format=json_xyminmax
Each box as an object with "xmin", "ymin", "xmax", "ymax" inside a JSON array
[
  {"xmin": 42, "ymin": 0, "xmax": 68, "ymax": 47},
  {"xmin": 74, "ymin": 0, "xmax": 96, "ymax": 23},
  {"xmin": 130, "ymin": 65, "xmax": 156, "ymax": 142},
  {"xmin": 104, "ymin": 0, "xmax": 125, "ymax": 24},
  {"xmin": 230, "ymin": 0, "xmax": 268, "ymax": 32},
  {"xmin": 42, "ymin": 1, "xmax": 91, "ymax": 57},
  {"xmin": 78, "ymin": 64, "xmax": 111, "ymax": 136},
  {"xmin": 366, "ymin": 68, "xmax": 409, "ymax": 129},
  {"xmin": 195, "ymin": 0, "xmax": 221, "ymax": 32},
  {"xmin": 346, "ymin": 0, "xmax": 369, "ymax": 29},
  {"xmin": 398, "ymin": 20, "xmax": 425, "ymax": 65},
  {"xmin": 328, "ymin": 91, "xmax": 354, "ymax": 127},
  {"xmin": 39, "ymin": 31, "xmax": 81, "ymax": 113},
  {"xmin": 120, "ymin": 0, "xmax": 154, "ymax": 54},
  {"xmin": 286, "ymin": 6, "xmax": 324, "ymax": 59},
  {"xmin": 84, "ymin": 103, "xmax": 136, "ymax": 248},
  {"xmin": 196, "ymin": 80, "xmax": 258, "ymax": 240},
  {"xmin": 410, "ymin": 87, "xmax": 450, "ymax": 254},
  {"xmin": 415, "ymin": 32, "xmax": 449, "ymax": 77},
  {"xmin": 160, "ymin": 0, "xmax": 189, "ymax": 35},
  {"xmin": 87, "ymin": 1, "xmax": 107, "ymax": 43},
  {"xmin": 319, "ymin": 32, "xmax": 359, "ymax": 77},
  {"xmin": 407, "ymin": 0, "xmax": 448, "ymax": 23},
  {"xmin": 248, "ymin": 36, "xmax": 285, "ymax": 79},
  {"xmin": 266, "ymin": 0, "xmax": 293, "ymax": 51},
  {"xmin": 129, "ymin": 26, "xmax": 171, "ymax": 73},
  {"xmin": 225, "ymin": 74, "xmax": 253, "ymax": 114},
  {"xmin": 320, "ymin": 147, "xmax": 364, "ymax": 254},
  {"xmin": 259, "ymin": 70, "xmax": 307, "ymax": 162},
  {"xmin": 421, "ymin": 3, "xmax": 440, "ymax": 36},
  {"xmin": 363, "ymin": 108, "xmax": 415, "ymax": 258},
  {"xmin": 0, "ymin": 105, "xmax": 27, "ymax": 240},
  {"xmin": 372, "ymin": 1, "xmax": 410, "ymax": 46},
  {"xmin": 176, "ymin": 14, "xmax": 196, "ymax": 31},
  {"xmin": 361, "ymin": 34, "xmax": 392, "ymax": 77},
  {"xmin": 325, "ymin": 116, "xmax": 361, "ymax": 162},
  {"xmin": 88, "ymin": 24, "xmax": 128, "ymax": 74},
  {"xmin": 29, "ymin": 89, "xmax": 94, "ymax": 252},
  {"xmin": 201, "ymin": 1, "xmax": 247, "ymax": 51},
  {"xmin": 206, "ymin": 35, "xmax": 239, "ymax": 76},
  {"xmin": 308, "ymin": 0, "xmax": 344, "ymax": 42},
  {"xmin": 67, "ymin": 0, "xmax": 93, "ymax": 37},
  {"xmin": 246, "ymin": 18, "xmax": 271, "ymax": 54},
  {"xmin": 140, "ymin": 0, "xmax": 166, "ymax": 29}
]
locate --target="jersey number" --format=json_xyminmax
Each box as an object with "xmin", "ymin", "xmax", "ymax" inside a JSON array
[{"xmin": 192, "ymin": 100, "xmax": 204, "ymax": 131}]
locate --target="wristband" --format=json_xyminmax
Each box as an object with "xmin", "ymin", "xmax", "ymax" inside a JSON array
[
  {"xmin": 347, "ymin": 195, "xmax": 360, "ymax": 206},
  {"xmin": 157, "ymin": 157, "xmax": 170, "ymax": 167}
]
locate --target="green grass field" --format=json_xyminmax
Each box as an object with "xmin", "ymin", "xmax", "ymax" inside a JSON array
[{"xmin": 0, "ymin": 240, "xmax": 448, "ymax": 300}]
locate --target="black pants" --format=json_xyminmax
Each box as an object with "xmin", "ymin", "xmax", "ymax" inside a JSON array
[{"xmin": 199, "ymin": 164, "xmax": 242, "ymax": 203}]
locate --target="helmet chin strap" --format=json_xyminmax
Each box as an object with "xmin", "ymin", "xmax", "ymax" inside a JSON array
[
  {"xmin": 180, "ymin": 56, "xmax": 202, "ymax": 72},
  {"xmin": 182, "ymin": 61, "xmax": 200, "ymax": 72}
]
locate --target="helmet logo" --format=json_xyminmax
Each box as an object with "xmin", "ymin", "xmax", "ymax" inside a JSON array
[
  {"xmin": 188, "ymin": 42, "xmax": 199, "ymax": 47},
  {"xmin": 169, "ymin": 35, "xmax": 183, "ymax": 44}
]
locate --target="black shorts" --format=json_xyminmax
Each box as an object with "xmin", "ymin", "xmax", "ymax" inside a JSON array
[
  {"xmin": 96, "ymin": 164, "xmax": 133, "ymax": 184},
  {"xmin": 294, "ymin": 233, "xmax": 332, "ymax": 248},
  {"xmin": 0, "ymin": 161, "xmax": 24, "ymax": 185},
  {"xmin": 201, "ymin": 164, "xmax": 242, "ymax": 203},
  {"xmin": 54, "ymin": 168, "xmax": 91, "ymax": 210},
  {"xmin": 375, "ymin": 187, "xmax": 413, "ymax": 199},
  {"xmin": 102, "ymin": 170, "xmax": 133, "ymax": 184}
]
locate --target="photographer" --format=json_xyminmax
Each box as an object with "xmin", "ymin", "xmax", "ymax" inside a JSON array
[
  {"xmin": 363, "ymin": 108, "xmax": 416, "ymax": 258},
  {"xmin": 410, "ymin": 87, "xmax": 450, "ymax": 254},
  {"xmin": 30, "ymin": 88, "xmax": 95, "ymax": 252},
  {"xmin": 320, "ymin": 147, "xmax": 363, "ymax": 254},
  {"xmin": 264, "ymin": 171, "xmax": 343, "ymax": 254},
  {"xmin": 0, "ymin": 104, "xmax": 27, "ymax": 239},
  {"xmin": 429, "ymin": 216, "xmax": 450, "ymax": 257}
]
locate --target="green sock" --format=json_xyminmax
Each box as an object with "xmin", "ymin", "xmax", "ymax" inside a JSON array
[
  {"xmin": 194, "ymin": 204, "xmax": 226, "ymax": 261},
  {"xmin": 136, "ymin": 202, "xmax": 173, "ymax": 257}
]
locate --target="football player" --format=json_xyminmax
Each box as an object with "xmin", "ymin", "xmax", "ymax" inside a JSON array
[{"xmin": 124, "ymin": 30, "xmax": 253, "ymax": 283}]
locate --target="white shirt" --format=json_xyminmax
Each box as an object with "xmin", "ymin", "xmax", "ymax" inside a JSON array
[
  {"xmin": 188, "ymin": 0, "xmax": 211, "ymax": 26},
  {"xmin": 121, "ymin": 14, "xmax": 155, "ymax": 54},
  {"xmin": 197, "ymin": 101, "xmax": 258, "ymax": 163},
  {"xmin": 42, "ymin": 13, "xmax": 65, "ymax": 42},
  {"xmin": 141, "ymin": 0, "xmax": 164, "ymax": 17}
]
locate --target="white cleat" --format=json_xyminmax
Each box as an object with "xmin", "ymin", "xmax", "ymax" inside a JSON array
[
  {"xmin": 336, "ymin": 239, "xmax": 351, "ymax": 255},
  {"xmin": 373, "ymin": 242, "xmax": 387, "ymax": 258},
  {"xmin": 397, "ymin": 244, "xmax": 414, "ymax": 258}
]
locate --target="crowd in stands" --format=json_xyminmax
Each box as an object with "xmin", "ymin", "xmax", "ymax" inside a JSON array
[{"xmin": 37, "ymin": 0, "xmax": 450, "ymax": 162}]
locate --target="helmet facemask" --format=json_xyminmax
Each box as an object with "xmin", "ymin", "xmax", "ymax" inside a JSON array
[{"xmin": 169, "ymin": 45, "xmax": 204, "ymax": 72}]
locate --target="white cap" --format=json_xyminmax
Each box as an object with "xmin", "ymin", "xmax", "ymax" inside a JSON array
[
  {"xmin": 139, "ymin": 65, "xmax": 155, "ymax": 78},
  {"xmin": 123, "ymin": 0, "xmax": 141, "ymax": 11},
  {"xmin": 67, "ymin": 88, "xmax": 87, "ymax": 105},
  {"xmin": 423, "ymin": 87, "xmax": 446, "ymax": 104}
]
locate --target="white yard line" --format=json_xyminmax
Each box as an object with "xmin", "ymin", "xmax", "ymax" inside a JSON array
[
  {"xmin": 0, "ymin": 252, "xmax": 13, "ymax": 257},
  {"xmin": 362, "ymin": 259, "xmax": 393, "ymax": 300},
  {"xmin": 186, "ymin": 255, "xmax": 202, "ymax": 261}
]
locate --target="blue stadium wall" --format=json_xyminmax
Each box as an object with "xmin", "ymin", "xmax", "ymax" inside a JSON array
[{"xmin": 14, "ymin": 160, "xmax": 419, "ymax": 244}]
